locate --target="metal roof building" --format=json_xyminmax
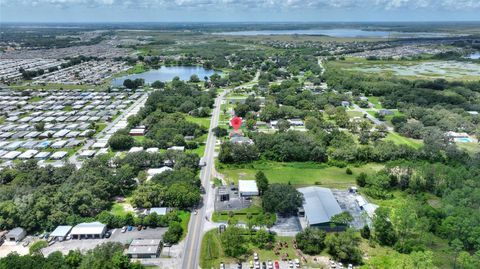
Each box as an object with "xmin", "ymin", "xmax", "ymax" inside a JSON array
[
  {"xmin": 6, "ymin": 227, "xmax": 26, "ymax": 242},
  {"xmin": 238, "ymin": 180, "xmax": 259, "ymax": 197},
  {"xmin": 298, "ymin": 187, "xmax": 343, "ymax": 230},
  {"xmin": 70, "ymin": 222, "xmax": 106, "ymax": 239},
  {"xmin": 50, "ymin": 225, "xmax": 72, "ymax": 241},
  {"xmin": 127, "ymin": 239, "xmax": 162, "ymax": 259}
]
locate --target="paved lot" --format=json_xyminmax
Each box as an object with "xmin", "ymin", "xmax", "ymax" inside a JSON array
[
  {"xmin": 41, "ymin": 227, "xmax": 167, "ymax": 256},
  {"xmin": 0, "ymin": 241, "xmax": 29, "ymax": 258},
  {"xmin": 271, "ymin": 216, "xmax": 302, "ymax": 236},
  {"xmin": 332, "ymin": 190, "xmax": 368, "ymax": 229}
]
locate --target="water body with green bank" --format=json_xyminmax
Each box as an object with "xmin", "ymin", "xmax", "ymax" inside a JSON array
[{"xmin": 111, "ymin": 66, "xmax": 222, "ymax": 86}]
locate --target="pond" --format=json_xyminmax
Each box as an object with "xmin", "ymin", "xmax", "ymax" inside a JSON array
[
  {"xmin": 214, "ymin": 28, "xmax": 453, "ymax": 38},
  {"xmin": 467, "ymin": 52, "xmax": 480, "ymax": 60},
  {"xmin": 111, "ymin": 66, "xmax": 222, "ymax": 86}
]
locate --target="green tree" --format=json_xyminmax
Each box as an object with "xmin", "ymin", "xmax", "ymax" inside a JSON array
[
  {"xmin": 29, "ymin": 240, "xmax": 48, "ymax": 255},
  {"xmin": 255, "ymin": 171, "xmax": 269, "ymax": 195},
  {"xmin": 220, "ymin": 227, "xmax": 246, "ymax": 258},
  {"xmin": 295, "ymin": 228, "xmax": 326, "ymax": 255},
  {"xmin": 277, "ymin": 119, "xmax": 291, "ymax": 132},
  {"xmin": 373, "ymin": 207, "xmax": 397, "ymax": 246},
  {"xmin": 163, "ymin": 222, "xmax": 183, "ymax": 244},
  {"xmin": 262, "ymin": 184, "xmax": 302, "ymax": 215},
  {"xmin": 325, "ymin": 228, "xmax": 363, "ymax": 264}
]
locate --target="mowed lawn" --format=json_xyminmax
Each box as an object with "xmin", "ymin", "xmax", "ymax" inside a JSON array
[
  {"xmin": 185, "ymin": 115, "xmax": 211, "ymax": 129},
  {"xmin": 217, "ymin": 161, "xmax": 383, "ymax": 188},
  {"xmin": 384, "ymin": 132, "xmax": 423, "ymax": 149}
]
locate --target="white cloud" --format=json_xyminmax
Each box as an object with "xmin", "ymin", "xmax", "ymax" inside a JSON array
[{"xmin": 3, "ymin": 0, "xmax": 480, "ymax": 10}]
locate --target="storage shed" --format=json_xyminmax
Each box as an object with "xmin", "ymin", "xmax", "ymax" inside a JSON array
[{"xmin": 6, "ymin": 227, "xmax": 26, "ymax": 242}]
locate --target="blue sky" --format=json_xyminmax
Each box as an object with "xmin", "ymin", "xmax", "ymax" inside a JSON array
[{"xmin": 1, "ymin": 0, "xmax": 480, "ymax": 22}]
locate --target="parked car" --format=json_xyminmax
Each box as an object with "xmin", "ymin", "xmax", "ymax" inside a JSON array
[
  {"xmin": 267, "ymin": 260, "xmax": 273, "ymax": 269},
  {"xmin": 127, "ymin": 226, "xmax": 133, "ymax": 231},
  {"xmin": 237, "ymin": 262, "xmax": 242, "ymax": 269},
  {"xmin": 262, "ymin": 262, "xmax": 267, "ymax": 269},
  {"xmin": 137, "ymin": 225, "xmax": 142, "ymax": 231},
  {"xmin": 121, "ymin": 226, "xmax": 127, "ymax": 233},
  {"xmin": 22, "ymin": 241, "xmax": 30, "ymax": 247},
  {"xmin": 104, "ymin": 231, "xmax": 111, "ymax": 238},
  {"xmin": 274, "ymin": 261, "xmax": 280, "ymax": 269},
  {"xmin": 254, "ymin": 252, "xmax": 259, "ymax": 260},
  {"xmin": 66, "ymin": 235, "xmax": 72, "ymax": 240},
  {"xmin": 220, "ymin": 262, "xmax": 225, "ymax": 269}
]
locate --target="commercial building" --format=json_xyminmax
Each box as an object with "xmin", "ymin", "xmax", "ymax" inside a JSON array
[
  {"xmin": 70, "ymin": 222, "xmax": 107, "ymax": 239},
  {"xmin": 238, "ymin": 180, "xmax": 259, "ymax": 197},
  {"xmin": 126, "ymin": 239, "xmax": 162, "ymax": 259},
  {"xmin": 50, "ymin": 225, "xmax": 72, "ymax": 241},
  {"xmin": 298, "ymin": 187, "xmax": 344, "ymax": 230}
]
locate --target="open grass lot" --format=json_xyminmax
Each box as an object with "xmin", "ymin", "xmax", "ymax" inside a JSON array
[
  {"xmin": 200, "ymin": 229, "xmax": 297, "ymax": 269},
  {"xmin": 368, "ymin": 96, "xmax": 383, "ymax": 109},
  {"xmin": 217, "ymin": 161, "xmax": 383, "ymax": 188},
  {"xmin": 384, "ymin": 132, "xmax": 423, "ymax": 149},
  {"xmin": 178, "ymin": 210, "xmax": 191, "ymax": 239},
  {"xmin": 185, "ymin": 115, "xmax": 212, "ymax": 129},
  {"xmin": 212, "ymin": 204, "xmax": 276, "ymax": 224},
  {"xmin": 456, "ymin": 141, "xmax": 480, "ymax": 154},
  {"xmin": 364, "ymin": 191, "xmax": 455, "ymax": 269},
  {"xmin": 331, "ymin": 57, "xmax": 480, "ymax": 81}
]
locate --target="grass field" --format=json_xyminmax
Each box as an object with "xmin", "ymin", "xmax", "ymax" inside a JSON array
[
  {"xmin": 200, "ymin": 229, "xmax": 297, "ymax": 269},
  {"xmin": 212, "ymin": 205, "xmax": 276, "ymax": 224},
  {"xmin": 217, "ymin": 161, "xmax": 383, "ymax": 188},
  {"xmin": 178, "ymin": 210, "xmax": 191, "ymax": 240},
  {"xmin": 368, "ymin": 96, "xmax": 383, "ymax": 109},
  {"xmin": 384, "ymin": 132, "xmax": 423, "ymax": 149},
  {"xmin": 185, "ymin": 115, "xmax": 211, "ymax": 129}
]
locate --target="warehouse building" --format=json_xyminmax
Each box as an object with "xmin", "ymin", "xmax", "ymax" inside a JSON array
[
  {"xmin": 298, "ymin": 187, "xmax": 344, "ymax": 230},
  {"xmin": 70, "ymin": 222, "xmax": 106, "ymax": 239},
  {"xmin": 126, "ymin": 239, "xmax": 162, "ymax": 259}
]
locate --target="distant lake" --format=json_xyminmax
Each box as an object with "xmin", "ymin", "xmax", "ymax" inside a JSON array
[
  {"xmin": 214, "ymin": 29, "xmax": 452, "ymax": 38},
  {"xmin": 112, "ymin": 66, "xmax": 221, "ymax": 86},
  {"xmin": 467, "ymin": 52, "xmax": 480, "ymax": 59}
]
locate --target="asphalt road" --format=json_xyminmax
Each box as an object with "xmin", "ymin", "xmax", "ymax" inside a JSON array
[{"xmin": 181, "ymin": 89, "xmax": 228, "ymax": 269}]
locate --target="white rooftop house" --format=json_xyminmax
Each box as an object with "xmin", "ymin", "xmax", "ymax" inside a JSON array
[
  {"xmin": 149, "ymin": 207, "xmax": 169, "ymax": 216},
  {"xmin": 128, "ymin": 147, "xmax": 144, "ymax": 153},
  {"xmin": 79, "ymin": 150, "xmax": 97, "ymax": 158},
  {"xmin": 167, "ymin": 146, "xmax": 185, "ymax": 151},
  {"xmin": 50, "ymin": 151, "xmax": 68, "ymax": 160},
  {"xmin": 18, "ymin": 150, "xmax": 39, "ymax": 160},
  {"xmin": 1, "ymin": 151, "xmax": 22, "ymax": 160},
  {"xmin": 147, "ymin": 167, "xmax": 173, "ymax": 180},
  {"xmin": 70, "ymin": 222, "xmax": 107, "ymax": 239},
  {"xmin": 238, "ymin": 180, "xmax": 259, "ymax": 197}
]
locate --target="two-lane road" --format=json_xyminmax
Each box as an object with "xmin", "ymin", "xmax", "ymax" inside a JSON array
[{"xmin": 182, "ymin": 89, "xmax": 228, "ymax": 269}]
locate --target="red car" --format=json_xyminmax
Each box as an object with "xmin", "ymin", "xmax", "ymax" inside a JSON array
[{"xmin": 274, "ymin": 261, "xmax": 280, "ymax": 269}]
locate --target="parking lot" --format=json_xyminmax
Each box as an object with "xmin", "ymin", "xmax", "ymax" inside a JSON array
[{"xmin": 41, "ymin": 227, "xmax": 166, "ymax": 256}]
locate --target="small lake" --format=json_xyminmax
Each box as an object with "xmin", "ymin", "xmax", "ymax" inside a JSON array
[
  {"xmin": 214, "ymin": 29, "xmax": 452, "ymax": 38},
  {"xmin": 112, "ymin": 66, "xmax": 221, "ymax": 86},
  {"xmin": 467, "ymin": 53, "xmax": 480, "ymax": 59}
]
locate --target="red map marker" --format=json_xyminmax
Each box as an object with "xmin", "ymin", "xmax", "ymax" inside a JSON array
[{"xmin": 230, "ymin": 116, "xmax": 243, "ymax": 131}]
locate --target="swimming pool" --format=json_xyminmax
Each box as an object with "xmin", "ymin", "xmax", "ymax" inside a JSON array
[{"xmin": 455, "ymin": 138, "xmax": 472, "ymax": 143}]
